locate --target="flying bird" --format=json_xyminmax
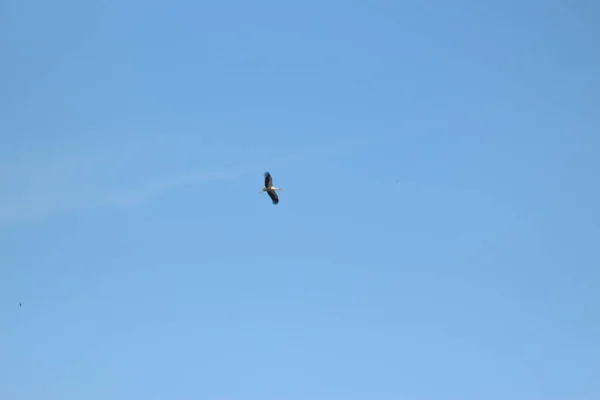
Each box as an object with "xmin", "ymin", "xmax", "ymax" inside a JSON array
[{"xmin": 260, "ymin": 171, "xmax": 283, "ymax": 204}]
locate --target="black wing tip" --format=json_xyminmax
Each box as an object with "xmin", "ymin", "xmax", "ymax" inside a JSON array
[
  {"xmin": 264, "ymin": 171, "xmax": 271, "ymax": 177},
  {"xmin": 267, "ymin": 189, "xmax": 279, "ymax": 204}
]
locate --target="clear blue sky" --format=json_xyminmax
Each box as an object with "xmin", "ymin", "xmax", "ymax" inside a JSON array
[{"xmin": 2, "ymin": 0, "xmax": 599, "ymax": 398}]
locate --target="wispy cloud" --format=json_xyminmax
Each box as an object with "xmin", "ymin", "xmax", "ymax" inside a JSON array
[
  {"xmin": 107, "ymin": 170, "xmax": 239, "ymax": 206},
  {"xmin": 0, "ymin": 153, "xmax": 239, "ymax": 223}
]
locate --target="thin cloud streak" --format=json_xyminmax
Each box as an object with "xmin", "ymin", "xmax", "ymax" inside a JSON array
[
  {"xmin": 0, "ymin": 164, "xmax": 239, "ymax": 223},
  {"xmin": 107, "ymin": 170, "xmax": 239, "ymax": 206}
]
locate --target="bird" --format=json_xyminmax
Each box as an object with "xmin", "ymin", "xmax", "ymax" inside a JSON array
[
  {"xmin": 18, "ymin": 302, "xmax": 21, "ymax": 307},
  {"xmin": 260, "ymin": 171, "xmax": 283, "ymax": 204}
]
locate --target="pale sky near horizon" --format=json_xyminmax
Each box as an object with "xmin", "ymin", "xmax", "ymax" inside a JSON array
[{"xmin": 2, "ymin": 1, "xmax": 599, "ymax": 399}]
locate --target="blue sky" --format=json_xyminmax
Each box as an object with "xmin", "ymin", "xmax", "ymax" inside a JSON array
[{"xmin": 1, "ymin": 0, "xmax": 599, "ymax": 398}]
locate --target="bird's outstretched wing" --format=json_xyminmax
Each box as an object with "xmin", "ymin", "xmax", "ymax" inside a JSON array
[
  {"xmin": 267, "ymin": 190, "xmax": 279, "ymax": 204},
  {"xmin": 264, "ymin": 172, "xmax": 273, "ymax": 189}
]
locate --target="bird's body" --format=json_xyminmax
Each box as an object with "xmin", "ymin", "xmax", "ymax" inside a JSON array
[{"xmin": 260, "ymin": 171, "xmax": 283, "ymax": 204}]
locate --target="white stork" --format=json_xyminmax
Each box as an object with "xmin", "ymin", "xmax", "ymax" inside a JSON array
[{"xmin": 260, "ymin": 171, "xmax": 283, "ymax": 204}]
